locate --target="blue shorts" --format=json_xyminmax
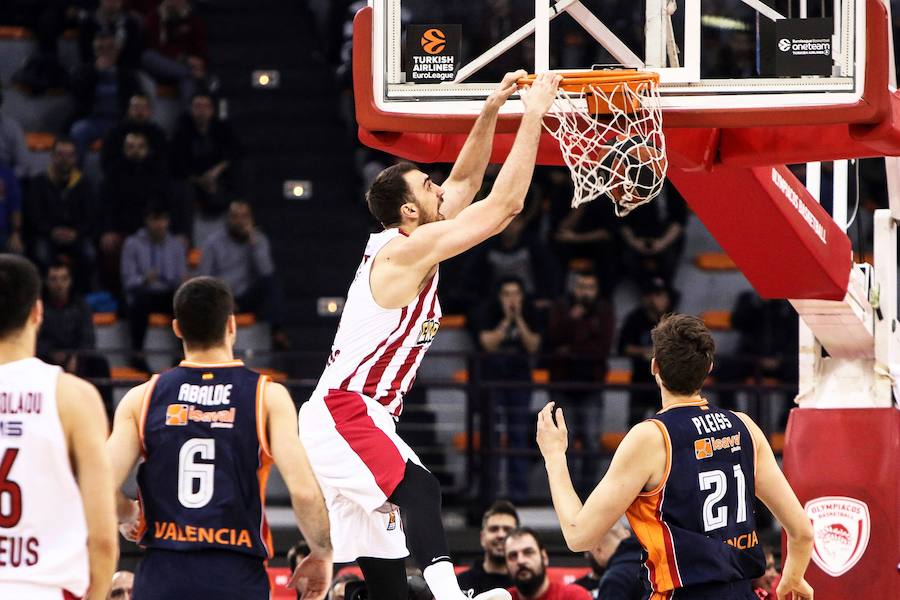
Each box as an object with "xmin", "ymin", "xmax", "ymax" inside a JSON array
[
  {"xmin": 133, "ymin": 548, "xmax": 270, "ymax": 600},
  {"xmin": 670, "ymin": 579, "xmax": 757, "ymax": 599}
]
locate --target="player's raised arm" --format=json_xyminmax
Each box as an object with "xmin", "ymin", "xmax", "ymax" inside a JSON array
[
  {"xmin": 440, "ymin": 69, "xmax": 527, "ymax": 218},
  {"xmin": 735, "ymin": 413, "xmax": 814, "ymax": 600},
  {"xmin": 537, "ymin": 403, "xmax": 663, "ymax": 551},
  {"xmin": 399, "ymin": 73, "xmax": 561, "ymax": 267},
  {"xmin": 57, "ymin": 374, "xmax": 119, "ymax": 600},
  {"xmin": 265, "ymin": 382, "xmax": 332, "ymax": 599}
]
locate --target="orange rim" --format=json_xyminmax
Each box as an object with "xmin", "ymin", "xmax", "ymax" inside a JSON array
[
  {"xmin": 517, "ymin": 70, "xmax": 659, "ymax": 115},
  {"xmin": 517, "ymin": 69, "xmax": 659, "ymax": 93}
]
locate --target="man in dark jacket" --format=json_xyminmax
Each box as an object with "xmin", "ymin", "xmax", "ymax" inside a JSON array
[{"xmin": 24, "ymin": 137, "xmax": 96, "ymax": 290}]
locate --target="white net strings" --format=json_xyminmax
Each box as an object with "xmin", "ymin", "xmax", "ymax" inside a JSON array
[{"xmin": 528, "ymin": 79, "xmax": 668, "ymax": 216}]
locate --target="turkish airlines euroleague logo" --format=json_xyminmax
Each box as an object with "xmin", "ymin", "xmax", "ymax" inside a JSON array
[
  {"xmin": 805, "ymin": 496, "xmax": 870, "ymax": 577},
  {"xmin": 420, "ymin": 28, "xmax": 446, "ymax": 55},
  {"xmin": 408, "ymin": 24, "xmax": 460, "ymax": 83}
]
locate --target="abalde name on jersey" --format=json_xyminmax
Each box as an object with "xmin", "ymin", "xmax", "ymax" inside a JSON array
[{"xmin": 166, "ymin": 383, "xmax": 237, "ymax": 428}]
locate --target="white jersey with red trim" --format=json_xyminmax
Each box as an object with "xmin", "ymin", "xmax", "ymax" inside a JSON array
[
  {"xmin": 314, "ymin": 228, "xmax": 441, "ymax": 416},
  {"xmin": 0, "ymin": 358, "xmax": 89, "ymax": 597}
]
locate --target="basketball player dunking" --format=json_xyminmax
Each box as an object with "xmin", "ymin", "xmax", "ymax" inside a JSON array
[
  {"xmin": 537, "ymin": 314, "xmax": 815, "ymax": 600},
  {"xmin": 298, "ymin": 71, "xmax": 562, "ymax": 600},
  {"xmin": 0, "ymin": 255, "xmax": 118, "ymax": 600},
  {"xmin": 107, "ymin": 277, "xmax": 333, "ymax": 600}
]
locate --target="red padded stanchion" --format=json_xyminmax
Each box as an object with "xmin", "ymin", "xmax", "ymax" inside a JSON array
[
  {"xmin": 782, "ymin": 408, "xmax": 900, "ymax": 599},
  {"xmin": 667, "ymin": 165, "xmax": 852, "ymax": 300}
]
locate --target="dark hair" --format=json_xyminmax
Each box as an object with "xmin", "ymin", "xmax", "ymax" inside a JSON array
[
  {"xmin": 0, "ymin": 255, "xmax": 41, "ymax": 339},
  {"xmin": 482, "ymin": 500, "xmax": 520, "ymax": 529},
  {"xmin": 286, "ymin": 538, "xmax": 310, "ymax": 572},
  {"xmin": 143, "ymin": 203, "xmax": 170, "ymax": 219},
  {"xmin": 507, "ymin": 527, "xmax": 546, "ymax": 553},
  {"xmin": 366, "ymin": 162, "xmax": 419, "ymax": 226},
  {"xmin": 46, "ymin": 260, "xmax": 72, "ymax": 275},
  {"xmin": 651, "ymin": 313, "xmax": 715, "ymax": 395},
  {"xmin": 130, "ymin": 91, "xmax": 150, "ymax": 102},
  {"xmin": 173, "ymin": 277, "xmax": 234, "ymax": 349}
]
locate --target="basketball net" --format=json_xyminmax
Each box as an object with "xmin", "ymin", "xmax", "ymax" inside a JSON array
[{"xmin": 529, "ymin": 75, "xmax": 667, "ymax": 216}]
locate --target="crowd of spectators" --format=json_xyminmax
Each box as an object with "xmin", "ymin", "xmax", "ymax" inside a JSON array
[{"xmin": 0, "ymin": 0, "xmax": 290, "ymax": 376}]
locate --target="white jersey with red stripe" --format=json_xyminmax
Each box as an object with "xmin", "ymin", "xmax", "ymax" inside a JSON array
[
  {"xmin": 0, "ymin": 358, "xmax": 89, "ymax": 598},
  {"xmin": 313, "ymin": 228, "xmax": 441, "ymax": 416}
]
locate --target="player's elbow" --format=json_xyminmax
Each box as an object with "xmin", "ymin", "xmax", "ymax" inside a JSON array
[
  {"xmin": 290, "ymin": 486, "xmax": 323, "ymax": 511},
  {"xmin": 790, "ymin": 519, "xmax": 814, "ymax": 546},
  {"xmin": 564, "ymin": 528, "xmax": 593, "ymax": 553}
]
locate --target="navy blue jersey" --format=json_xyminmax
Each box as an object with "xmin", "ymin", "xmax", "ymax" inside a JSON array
[
  {"xmin": 626, "ymin": 399, "xmax": 765, "ymax": 598},
  {"xmin": 136, "ymin": 360, "xmax": 273, "ymax": 559}
]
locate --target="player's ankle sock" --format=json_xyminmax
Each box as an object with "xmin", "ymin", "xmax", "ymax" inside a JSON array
[{"xmin": 422, "ymin": 560, "xmax": 465, "ymax": 600}]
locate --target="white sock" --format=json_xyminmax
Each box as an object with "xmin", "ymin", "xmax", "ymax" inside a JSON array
[{"xmin": 423, "ymin": 560, "xmax": 464, "ymax": 600}]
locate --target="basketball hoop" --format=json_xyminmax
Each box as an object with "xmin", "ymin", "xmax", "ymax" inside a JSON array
[{"xmin": 518, "ymin": 70, "xmax": 667, "ymax": 216}]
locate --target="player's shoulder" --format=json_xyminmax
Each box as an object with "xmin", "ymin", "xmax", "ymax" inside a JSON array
[
  {"xmin": 625, "ymin": 419, "xmax": 667, "ymax": 445},
  {"xmin": 56, "ymin": 372, "xmax": 107, "ymax": 433},
  {"xmin": 56, "ymin": 371, "xmax": 103, "ymax": 405}
]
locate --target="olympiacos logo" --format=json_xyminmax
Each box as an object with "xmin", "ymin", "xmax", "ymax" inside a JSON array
[{"xmin": 805, "ymin": 496, "xmax": 870, "ymax": 577}]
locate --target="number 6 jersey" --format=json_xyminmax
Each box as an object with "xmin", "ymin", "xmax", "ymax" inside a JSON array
[
  {"xmin": 626, "ymin": 399, "xmax": 766, "ymax": 597},
  {"xmin": 136, "ymin": 360, "xmax": 273, "ymax": 559}
]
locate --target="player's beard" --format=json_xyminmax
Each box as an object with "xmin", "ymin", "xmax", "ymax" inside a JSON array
[{"xmin": 512, "ymin": 564, "xmax": 546, "ymax": 597}]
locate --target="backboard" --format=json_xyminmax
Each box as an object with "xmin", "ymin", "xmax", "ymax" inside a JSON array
[{"xmin": 362, "ymin": 0, "xmax": 886, "ymax": 130}]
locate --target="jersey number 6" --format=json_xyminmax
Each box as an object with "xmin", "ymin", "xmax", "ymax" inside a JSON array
[{"xmin": 178, "ymin": 438, "xmax": 216, "ymax": 509}]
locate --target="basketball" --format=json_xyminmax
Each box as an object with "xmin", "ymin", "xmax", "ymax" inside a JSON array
[
  {"xmin": 600, "ymin": 135, "xmax": 666, "ymax": 210},
  {"xmin": 420, "ymin": 28, "xmax": 446, "ymax": 54}
]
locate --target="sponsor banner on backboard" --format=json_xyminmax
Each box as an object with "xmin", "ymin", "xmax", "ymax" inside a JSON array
[
  {"xmin": 805, "ymin": 496, "xmax": 871, "ymax": 577},
  {"xmin": 407, "ymin": 24, "xmax": 461, "ymax": 83},
  {"xmin": 774, "ymin": 18, "xmax": 834, "ymax": 76}
]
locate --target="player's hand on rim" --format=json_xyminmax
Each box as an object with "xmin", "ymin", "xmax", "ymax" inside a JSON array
[
  {"xmin": 287, "ymin": 553, "xmax": 332, "ymax": 600},
  {"xmin": 776, "ymin": 576, "xmax": 813, "ymax": 600},
  {"xmin": 486, "ymin": 69, "xmax": 528, "ymax": 109},
  {"xmin": 520, "ymin": 71, "xmax": 563, "ymax": 117},
  {"xmin": 536, "ymin": 401, "xmax": 569, "ymax": 459}
]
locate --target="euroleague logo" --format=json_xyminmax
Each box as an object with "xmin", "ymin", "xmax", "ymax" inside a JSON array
[
  {"xmin": 778, "ymin": 38, "xmax": 792, "ymax": 52},
  {"xmin": 805, "ymin": 496, "xmax": 870, "ymax": 577},
  {"xmin": 420, "ymin": 28, "xmax": 447, "ymax": 54}
]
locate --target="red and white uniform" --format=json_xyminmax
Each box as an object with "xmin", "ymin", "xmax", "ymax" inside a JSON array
[
  {"xmin": 313, "ymin": 228, "xmax": 441, "ymax": 417},
  {"xmin": 0, "ymin": 358, "xmax": 89, "ymax": 600},
  {"xmin": 300, "ymin": 228, "xmax": 442, "ymax": 562}
]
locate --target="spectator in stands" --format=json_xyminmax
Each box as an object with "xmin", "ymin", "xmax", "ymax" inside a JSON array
[
  {"xmin": 100, "ymin": 130, "xmax": 182, "ymax": 291},
  {"xmin": 618, "ymin": 277, "xmax": 672, "ymax": 424},
  {"xmin": 752, "ymin": 546, "xmax": 779, "ymax": 599},
  {"xmin": 198, "ymin": 200, "xmax": 289, "ymax": 349},
  {"xmin": 24, "ymin": 137, "xmax": 96, "ymax": 289},
  {"xmin": 475, "ymin": 277, "xmax": 541, "ymax": 502},
  {"xmin": 69, "ymin": 32, "xmax": 145, "ymax": 159},
  {"xmin": 466, "ymin": 214, "xmax": 557, "ymax": 306},
  {"xmin": 573, "ymin": 522, "xmax": 644, "ymax": 599},
  {"xmin": 546, "ymin": 269, "xmax": 614, "ymax": 494},
  {"xmin": 78, "ymin": 0, "xmax": 144, "ymax": 70},
  {"xmin": 121, "ymin": 205, "xmax": 187, "ymax": 371},
  {"xmin": 620, "ymin": 181, "xmax": 687, "ymax": 285},
  {"xmin": 172, "ymin": 92, "xmax": 242, "ymax": 242},
  {"xmin": 0, "ymin": 84, "xmax": 29, "ymax": 178},
  {"xmin": 101, "ymin": 92, "xmax": 169, "ymax": 171},
  {"xmin": 107, "ymin": 570, "xmax": 134, "ymax": 599},
  {"xmin": 0, "ymin": 163, "xmax": 24, "ymax": 254},
  {"xmin": 553, "ymin": 201, "xmax": 619, "ymax": 294},
  {"xmin": 458, "ymin": 500, "xmax": 520, "ymax": 595},
  {"xmin": 142, "ymin": 0, "xmax": 210, "ymax": 105},
  {"xmin": 504, "ymin": 528, "xmax": 591, "ymax": 600},
  {"xmin": 37, "ymin": 261, "xmax": 113, "ymax": 418}
]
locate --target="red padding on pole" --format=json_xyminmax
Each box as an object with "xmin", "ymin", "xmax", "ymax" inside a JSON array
[
  {"xmin": 782, "ymin": 408, "xmax": 900, "ymax": 600},
  {"xmin": 668, "ymin": 165, "xmax": 851, "ymax": 300}
]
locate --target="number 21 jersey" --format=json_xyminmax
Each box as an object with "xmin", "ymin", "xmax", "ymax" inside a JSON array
[
  {"xmin": 137, "ymin": 361, "xmax": 273, "ymax": 559},
  {"xmin": 626, "ymin": 399, "xmax": 766, "ymax": 596}
]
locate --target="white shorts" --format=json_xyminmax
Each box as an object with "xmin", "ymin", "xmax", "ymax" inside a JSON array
[{"xmin": 298, "ymin": 389, "xmax": 424, "ymax": 563}]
